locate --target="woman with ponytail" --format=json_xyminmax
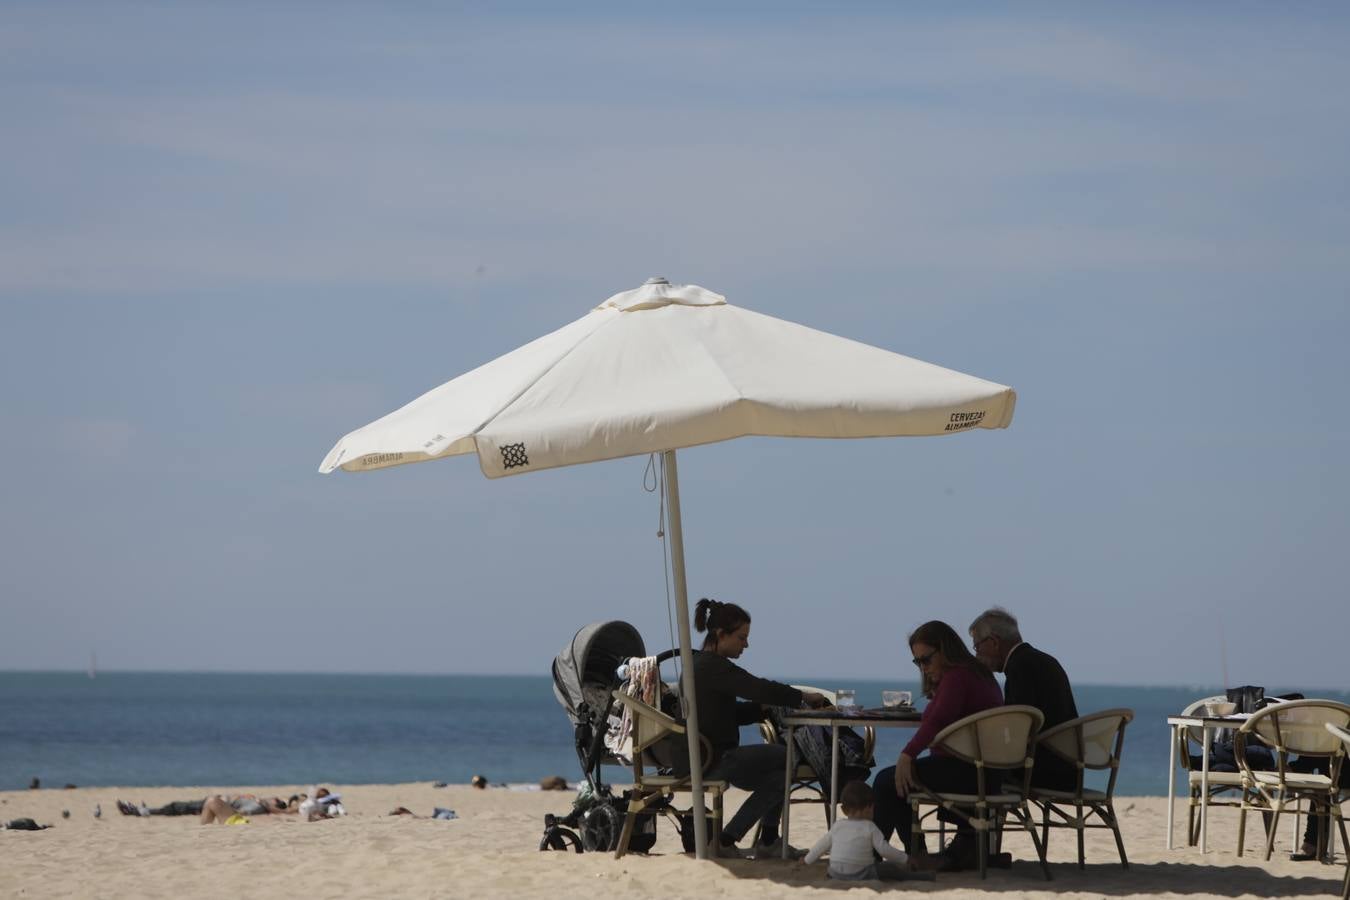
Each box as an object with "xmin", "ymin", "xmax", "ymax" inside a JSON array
[{"xmin": 688, "ymin": 597, "xmax": 828, "ymax": 858}]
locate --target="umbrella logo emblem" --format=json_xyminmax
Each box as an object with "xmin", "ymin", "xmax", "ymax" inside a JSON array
[{"xmin": 500, "ymin": 443, "xmax": 530, "ymax": 469}]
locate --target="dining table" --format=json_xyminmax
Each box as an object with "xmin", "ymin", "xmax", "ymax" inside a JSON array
[
  {"xmin": 1165, "ymin": 711, "xmax": 1251, "ymax": 853},
  {"xmin": 777, "ymin": 706, "xmax": 923, "ymax": 859}
]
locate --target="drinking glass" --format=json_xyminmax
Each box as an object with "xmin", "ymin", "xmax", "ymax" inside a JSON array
[
  {"xmin": 882, "ymin": 690, "xmax": 912, "ymax": 708},
  {"xmin": 835, "ymin": 689, "xmax": 856, "ymax": 708}
]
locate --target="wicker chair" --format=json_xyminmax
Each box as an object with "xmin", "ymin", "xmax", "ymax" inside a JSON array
[
  {"xmin": 1029, "ymin": 708, "xmax": 1134, "ymax": 869},
  {"xmin": 1177, "ymin": 694, "xmax": 1254, "ymax": 847},
  {"xmin": 610, "ymin": 690, "xmax": 728, "ymax": 859},
  {"xmin": 1324, "ymin": 723, "xmax": 1350, "ymax": 900},
  {"xmin": 1234, "ymin": 699, "xmax": 1350, "ymax": 861},
  {"xmin": 908, "ymin": 705, "xmax": 1050, "ymax": 880}
]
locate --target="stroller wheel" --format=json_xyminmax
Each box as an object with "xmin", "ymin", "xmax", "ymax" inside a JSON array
[
  {"xmin": 580, "ymin": 803, "xmax": 624, "ymax": 853},
  {"xmin": 540, "ymin": 822, "xmax": 583, "ymax": 853}
]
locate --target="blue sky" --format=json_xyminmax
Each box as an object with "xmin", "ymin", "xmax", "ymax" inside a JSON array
[{"xmin": 2, "ymin": 2, "xmax": 1347, "ymax": 688}]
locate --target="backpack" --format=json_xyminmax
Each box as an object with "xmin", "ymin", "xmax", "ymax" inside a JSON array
[{"xmin": 764, "ymin": 707, "xmax": 874, "ymax": 784}]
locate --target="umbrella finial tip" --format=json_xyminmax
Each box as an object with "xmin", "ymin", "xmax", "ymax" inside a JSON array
[{"xmin": 644, "ymin": 276, "xmax": 669, "ymax": 285}]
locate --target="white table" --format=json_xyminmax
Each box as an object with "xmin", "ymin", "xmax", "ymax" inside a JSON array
[
  {"xmin": 778, "ymin": 708, "xmax": 922, "ymax": 859},
  {"xmin": 1165, "ymin": 713, "xmax": 1250, "ymax": 853}
]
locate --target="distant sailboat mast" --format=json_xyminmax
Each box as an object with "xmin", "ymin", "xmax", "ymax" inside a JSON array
[{"xmin": 88, "ymin": 650, "xmax": 97, "ymax": 680}]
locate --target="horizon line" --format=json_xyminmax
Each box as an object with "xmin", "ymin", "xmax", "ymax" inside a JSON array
[{"xmin": 2, "ymin": 668, "xmax": 1343, "ymax": 695}]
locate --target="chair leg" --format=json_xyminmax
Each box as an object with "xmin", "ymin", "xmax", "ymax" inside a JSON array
[
  {"xmin": 1019, "ymin": 805, "xmax": 1053, "ymax": 881},
  {"xmin": 1103, "ymin": 800, "xmax": 1129, "ymax": 869},
  {"xmin": 1337, "ymin": 801, "xmax": 1349, "ymax": 862},
  {"xmin": 1075, "ymin": 800, "xmax": 1085, "ymax": 870},
  {"xmin": 1237, "ymin": 800, "xmax": 1248, "ymax": 856},
  {"xmin": 1264, "ymin": 804, "xmax": 1283, "ymax": 862},
  {"xmin": 615, "ymin": 804, "xmax": 639, "ymax": 860},
  {"xmin": 1189, "ymin": 790, "xmax": 1200, "ymax": 847},
  {"xmin": 977, "ymin": 815, "xmax": 988, "ymax": 881},
  {"xmin": 1040, "ymin": 801, "xmax": 1051, "ymax": 858},
  {"xmin": 716, "ymin": 790, "xmax": 724, "ymax": 851}
]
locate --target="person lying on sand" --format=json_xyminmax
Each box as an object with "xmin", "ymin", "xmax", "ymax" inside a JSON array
[
  {"xmin": 297, "ymin": 787, "xmax": 346, "ymax": 821},
  {"xmin": 199, "ymin": 794, "xmax": 301, "ymax": 824},
  {"xmin": 118, "ymin": 794, "xmax": 300, "ymax": 820}
]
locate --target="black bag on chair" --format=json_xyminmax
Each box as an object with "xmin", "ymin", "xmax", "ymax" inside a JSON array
[
  {"xmin": 1227, "ymin": 685, "xmax": 1265, "ymax": 714},
  {"xmin": 763, "ymin": 707, "xmax": 874, "ymax": 785}
]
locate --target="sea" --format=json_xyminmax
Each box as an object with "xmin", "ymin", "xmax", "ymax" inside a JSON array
[{"xmin": 3, "ymin": 673, "xmax": 1347, "ymax": 795}]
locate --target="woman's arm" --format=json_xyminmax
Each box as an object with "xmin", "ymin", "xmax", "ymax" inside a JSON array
[
  {"xmin": 900, "ymin": 668, "xmax": 969, "ymax": 759},
  {"xmin": 711, "ymin": 655, "xmax": 804, "ymax": 707}
]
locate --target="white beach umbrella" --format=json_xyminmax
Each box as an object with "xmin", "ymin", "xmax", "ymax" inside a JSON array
[{"xmin": 319, "ymin": 277, "xmax": 1016, "ymax": 857}]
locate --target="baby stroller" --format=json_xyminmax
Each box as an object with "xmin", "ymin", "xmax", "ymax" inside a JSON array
[{"xmin": 540, "ymin": 620, "xmax": 683, "ymax": 854}]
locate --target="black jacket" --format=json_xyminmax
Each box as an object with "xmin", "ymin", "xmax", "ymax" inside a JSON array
[
  {"xmin": 688, "ymin": 651, "xmax": 803, "ymax": 759},
  {"xmin": 1003, "ymin": 643, "xmax": 1079, "ymax": 790}
]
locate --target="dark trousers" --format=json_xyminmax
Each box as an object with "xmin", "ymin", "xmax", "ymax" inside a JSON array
[
  {"xmin": 872, "ymin": 756, "xmax": 999, "ymax": 852},
  {"xmin": 707, "ymin": 743, "xmax": 786, "ymax": 844},
  {"xmin": 1290, "ymin": 757, "xmax": 1350, "ymax": 850},
  {"xmin": 150, "ymin": 800, "xmax": 204, "ymax": 816}
]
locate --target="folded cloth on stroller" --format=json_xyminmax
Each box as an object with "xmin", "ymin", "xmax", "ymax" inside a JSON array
[{"xmin": 606, "ymin": 655, "xmax": 661, "ymax": 764}]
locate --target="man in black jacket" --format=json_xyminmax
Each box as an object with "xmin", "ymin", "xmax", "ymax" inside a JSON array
[{"xmin": 969, "ymin": 607, "xmax": 1079, "ymax": 790}]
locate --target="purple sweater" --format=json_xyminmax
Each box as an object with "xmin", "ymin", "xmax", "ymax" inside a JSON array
[{"xmin": 902, "ymin": 666, "xmax": 1003, "ymax": 759}]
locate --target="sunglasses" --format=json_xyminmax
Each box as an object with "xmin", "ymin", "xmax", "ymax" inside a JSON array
[
  {"xmin": 912, "ymin": 651, "xmax": 936, "ymax": 667},
  {"xmin": 971, "ymin": 634, "xmax": 995, "ymax": 651}
]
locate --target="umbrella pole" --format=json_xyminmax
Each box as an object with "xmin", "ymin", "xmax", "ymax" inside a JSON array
[{"xmin": 664, "ymin": 449, "xmax": 709, "ymax": 859}]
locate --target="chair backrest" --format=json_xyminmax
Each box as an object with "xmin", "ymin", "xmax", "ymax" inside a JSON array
[
  {"xmin": 1240, "ymin": 699, "xmax": 1350, "ymax": 758},
  {"xmin": 1039, "ymin": 708, "xmax": 1134, "ymax": 768},
  {"xmin": 611, "ymin": 690, "xmax": 684, "ymax": 758},
  {"xmin": 759, "ymin": 684, "xmax": 836, "ymax": 744},
  {"xmin": 1176, "ymin": 695, "xmax": 1228, "ymax": 771},
  {"xmin": 932, "ymin": 705, "xmax": 1044, "ymax": 770},
  {"xmin": 1038, "ymin": 708, "xmax": 1133, "ymax": 797},
  {"xmin": 1327, "ymin": 722, "xmax": 1350, "ymax": 751}
]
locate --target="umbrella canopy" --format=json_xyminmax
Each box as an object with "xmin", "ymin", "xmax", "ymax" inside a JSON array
[
  {"xmin": 320, "ymin": 278, "xmax": 1015, "ymax": 477},
  {"xmin": 319, "ymin": 277, "xmax": 1016, "ymax": 857}
]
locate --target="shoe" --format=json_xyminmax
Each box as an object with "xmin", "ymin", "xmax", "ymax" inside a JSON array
[
  {"xmin": 754, "ymin": 838, "xmax": 806, "ymax": 860},
  {"xmin": 936, "ymin": 834, "xmax": 977, "ymax": 872},
  {"xmin": 115, "ymin": 800, "xmax": 145, "ymax": 817},
  {"xmin": 712, "ymin": 841, "xmax": 753, "ymax": 859},
  {"xmin": 937, "ymin": 849, "xmax": 976, "ymax": 872}
]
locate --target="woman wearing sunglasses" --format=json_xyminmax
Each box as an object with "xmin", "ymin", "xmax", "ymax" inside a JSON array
[{"xmin": 871, "ymin": 620, "xmax": 1002, "ymax": 871}]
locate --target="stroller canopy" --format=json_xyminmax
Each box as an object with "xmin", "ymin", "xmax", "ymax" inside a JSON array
[{"xmin": 552, "ymin": 620, "xmax": 646, "ymax": 725}]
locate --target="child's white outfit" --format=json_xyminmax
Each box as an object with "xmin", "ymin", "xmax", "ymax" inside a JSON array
[{"xmin": 804, "ymin": 816, "xmax": 910, "ymax": 881}]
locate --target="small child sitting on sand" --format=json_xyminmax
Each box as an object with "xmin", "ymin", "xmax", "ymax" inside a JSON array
[{"xmin": 802, "ymin": 781, "xmax": 931, "ymax": 882}]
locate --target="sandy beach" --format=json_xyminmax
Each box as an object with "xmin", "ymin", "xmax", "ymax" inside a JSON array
[{"xmin": 3, "ymin": 784, "xmax": 1344, "ymax": 899}]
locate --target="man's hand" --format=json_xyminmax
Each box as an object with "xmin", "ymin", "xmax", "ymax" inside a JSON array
[
  {"xmin": 893, "ymin": 754, "xmax": 917, "ymax": 797},
  {"xmin": 801, "ymin": 691, "xmax": 829, "ymax": 708}
]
